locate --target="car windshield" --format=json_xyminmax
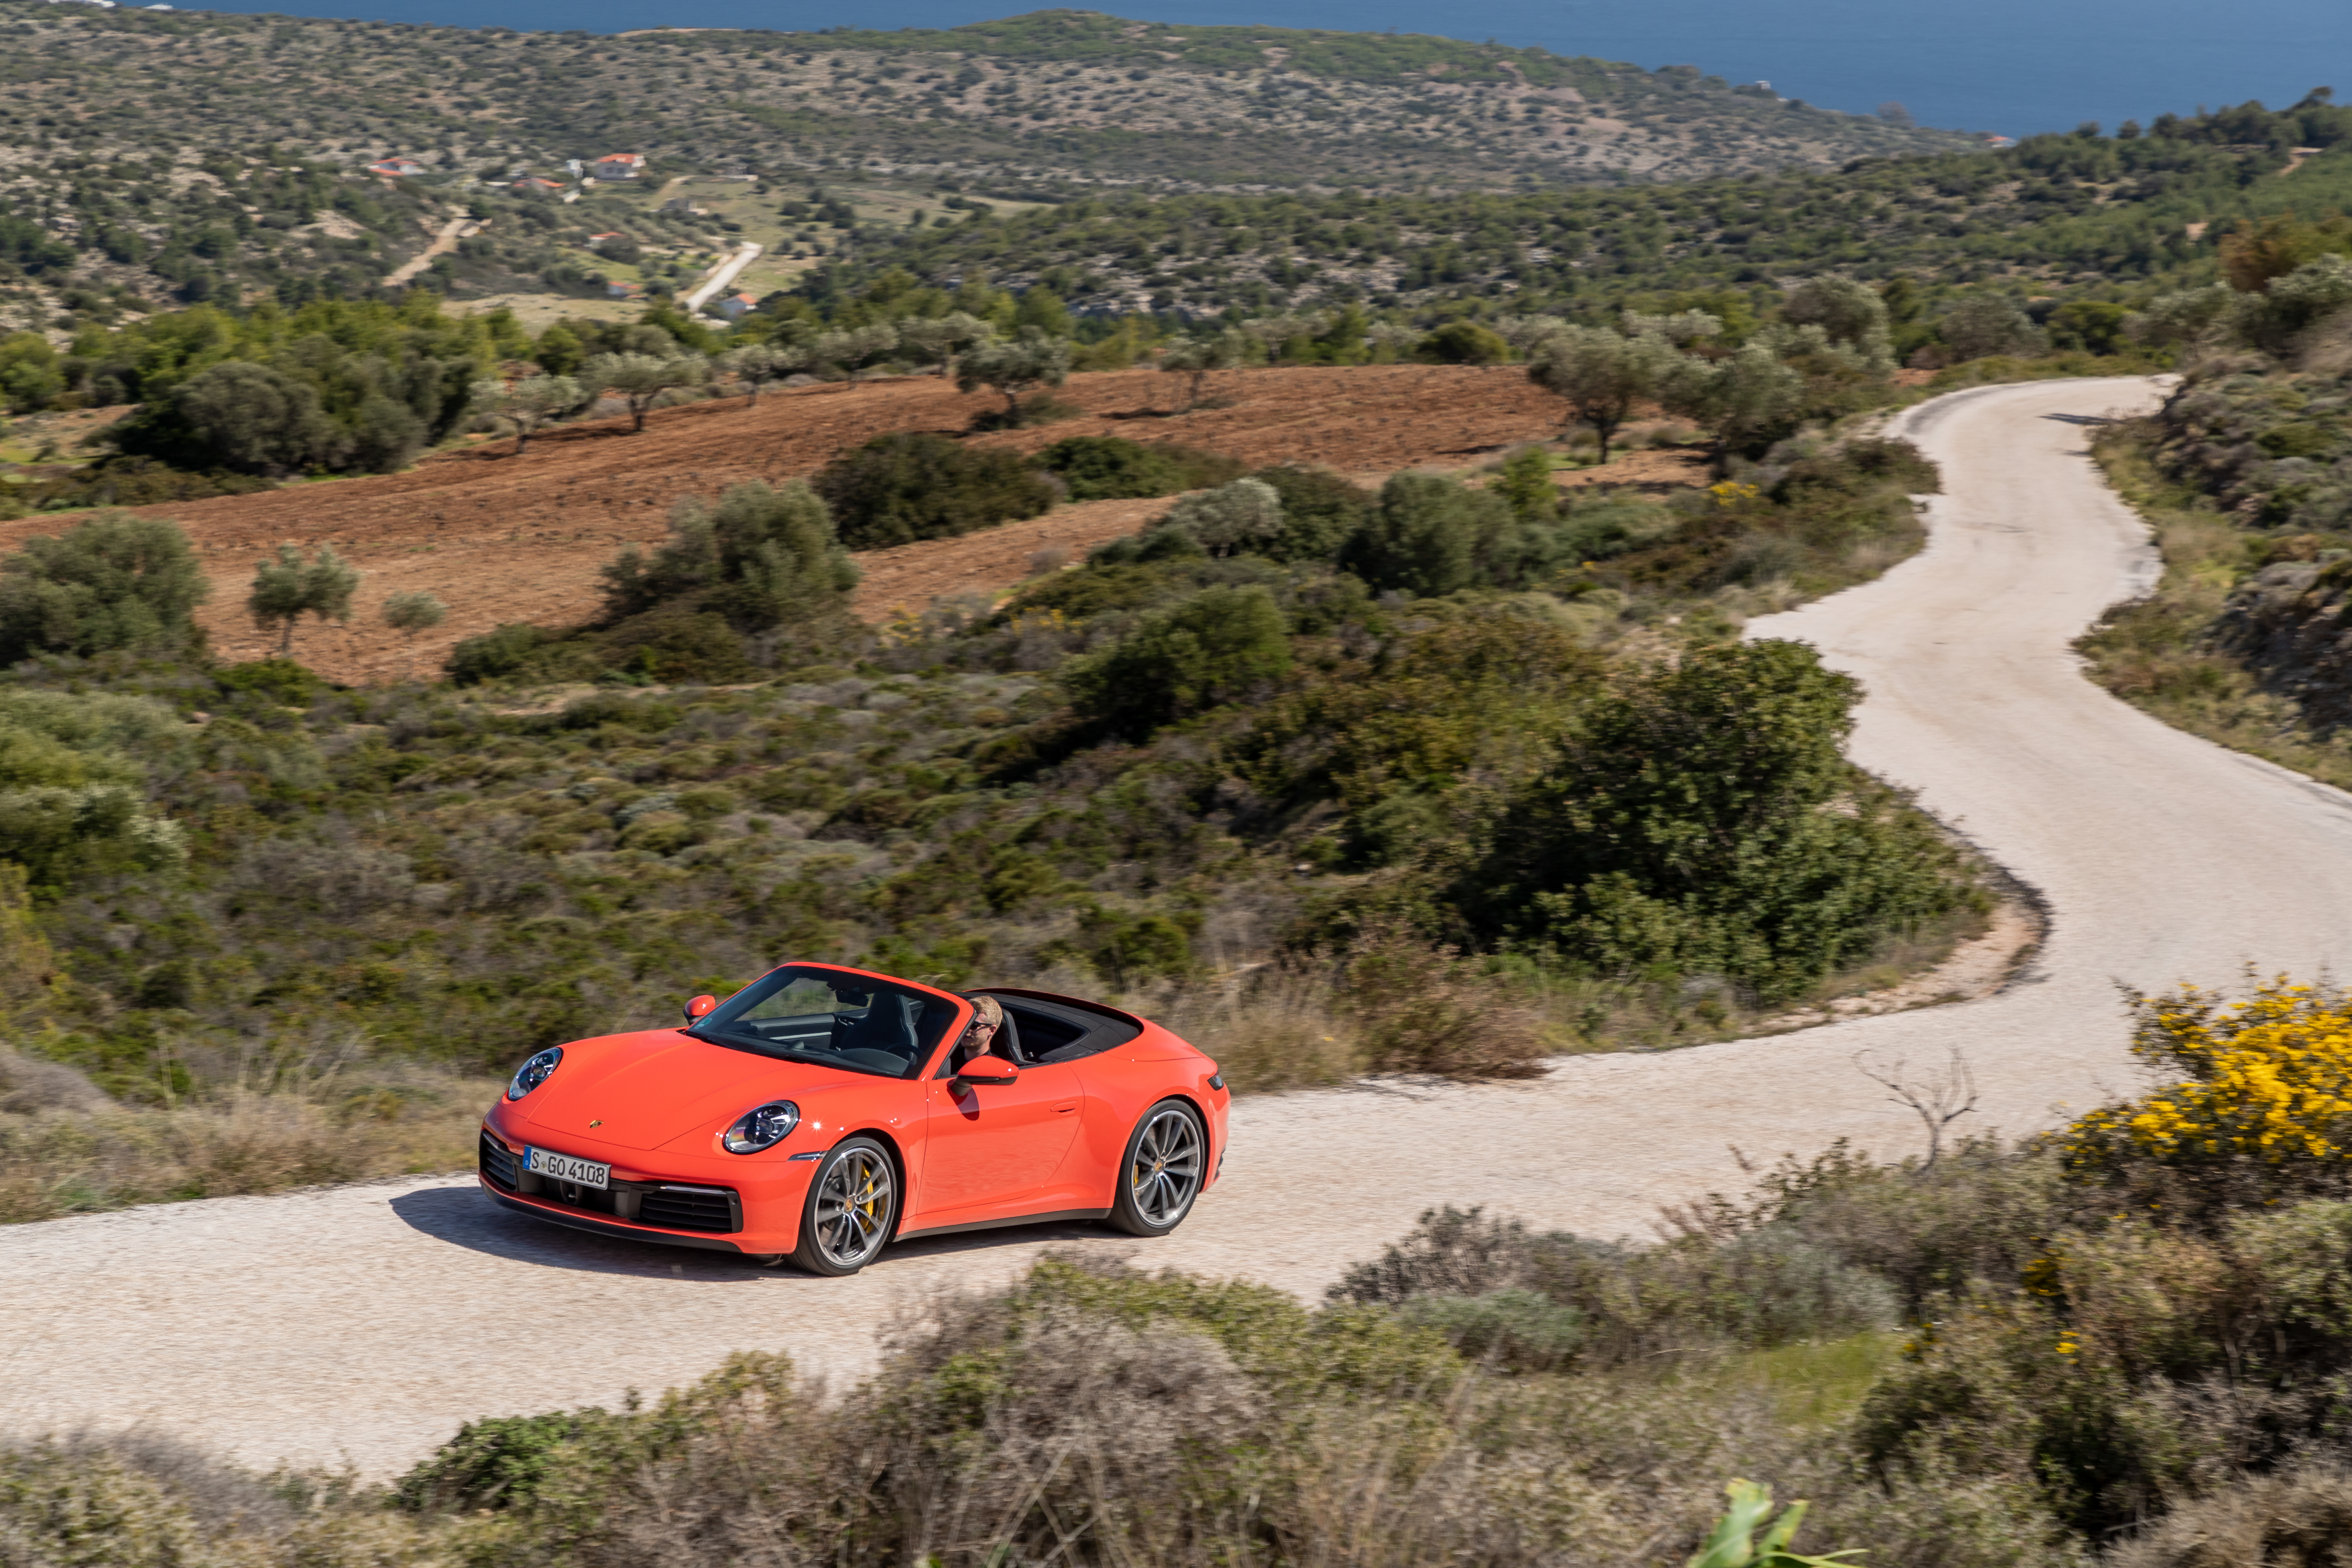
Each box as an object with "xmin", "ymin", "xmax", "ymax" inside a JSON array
[{"xmin": 689, "ymin": 966, "xmax": 960, "ymax": 1079}]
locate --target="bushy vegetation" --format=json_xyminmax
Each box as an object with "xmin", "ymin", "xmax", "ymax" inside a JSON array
[
  {"xmin": 2075, "ymin": 226, "xmax": 2352, "ymax": 785},
  {"xmin": 814, "ymin": 431, "xmax": 1059, "ymax": 549}
]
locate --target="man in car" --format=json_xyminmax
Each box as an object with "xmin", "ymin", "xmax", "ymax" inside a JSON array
[{"xmin": 949, "ymin": 994, "xmax": 1008, "ymax": 1072}]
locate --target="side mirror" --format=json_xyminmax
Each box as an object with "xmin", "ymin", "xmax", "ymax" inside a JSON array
[
  {"xmin": 684, "ymin": 994, "xmax": 718, "ymax": 1022},
  {"xmin": 954, "ymin": 1054, "xmax": 1019, "ymax": 1087}
]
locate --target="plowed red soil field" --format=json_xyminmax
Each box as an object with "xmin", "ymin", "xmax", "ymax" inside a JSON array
[{"xmin": 2, "ymin": 364, "xmax": 1681, "ymax": 685}]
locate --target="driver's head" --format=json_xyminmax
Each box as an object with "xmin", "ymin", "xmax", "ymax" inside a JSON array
[{"xmin": 961, "ymin": 994, "xmax": 1004, "ymax": 1057}]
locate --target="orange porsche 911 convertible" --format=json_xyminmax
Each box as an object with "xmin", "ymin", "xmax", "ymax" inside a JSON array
[{"xmin": 478, "ymin": 962, "xmax": 1230, "ymax": 1275}]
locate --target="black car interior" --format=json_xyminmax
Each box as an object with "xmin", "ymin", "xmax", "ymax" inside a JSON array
[{"xmin": 973, "ymin": 991, "xmax": 1145, "ymax": 1066}]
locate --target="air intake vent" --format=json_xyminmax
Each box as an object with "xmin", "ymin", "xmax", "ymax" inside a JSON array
[
  {"xmin": 637, "ymin": 1185, "xmax": 740, "ymax": 1233},
  {"xmin": 479, "ymin": 1132, "xmax": 519, "ymax": 1190}
]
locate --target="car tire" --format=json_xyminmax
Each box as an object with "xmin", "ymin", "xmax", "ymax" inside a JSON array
[
  {"xmin": 1106, "ymin": 1099, "xmax": 1206, "ymax": 1237},
  {"xmin": 790, "ymin": 1136, "xmax": 898, "ymax": 1277}
]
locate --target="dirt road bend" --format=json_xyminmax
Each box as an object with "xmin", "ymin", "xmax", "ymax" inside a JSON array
[{"xmin": 10, "ymin": 377, "xmax": 2352, "ymax": 1477}]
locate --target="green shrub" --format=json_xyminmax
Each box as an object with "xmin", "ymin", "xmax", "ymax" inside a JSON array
[
  {"xmin": 1336, "ymin": 1206, "xmax": 1896, "ymax": 1366},
  {"xmin": 446, "ymin": 622, "xmax": 556, "ymax": 686},
  {"xmin": 814, "ymin": 432, "xmax": 1057, "ymax": 548},
  {"xmin": 1063, "ymin": 583, "xmax": 1292, "ymax": 738},
  {"xmin": 393, "ymin": 1412, "xmax": 595, "ymax": 1512},
  {"xmin": 1417, "ymin": 321, "xmax": 1510, "ymax": 364},
  {"xmin": 0, "ymin": 510, "xmax": 209, "ymax": 664},
  {"xmin": 1460, "ymin": 640, "xmax": 1969, "ymax": 1002},
  {"xmin": 600, "ymin": 479, "xmax": 858, "ymax": 632},
  {"xmin": 1149, "ymin": 477, "xmax": 1286, "ymax": 556},
  {"xmin": 1249, "ymin": 464, "xmax": 1373, "ymax": 562},
  {"xmin": 1032, "ymin": 435, "xmax": 1243, "ymax": 499},
  {"xmin": 1396, "ymin": 1287, "xmax": 1587, "ymax": 1372},
  {"xmin": 1342, "ymin": 472, "xmax": 1528, "ymax": 596}
]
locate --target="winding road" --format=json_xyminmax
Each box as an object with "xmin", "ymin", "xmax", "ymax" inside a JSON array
[{"xmin": 9, "ymin": 378, "xmax": 2352, "ymax": 1477}]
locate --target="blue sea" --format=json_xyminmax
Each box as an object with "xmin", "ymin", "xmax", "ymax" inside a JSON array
[{"xmin": 186, "ymin": 0, "xmax": 2344, "ymax": 139}]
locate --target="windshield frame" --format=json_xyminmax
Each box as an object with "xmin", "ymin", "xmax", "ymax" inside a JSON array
[{"xmin": 685, "ymin": 962, "xmax": 968, "ymax": 1080}]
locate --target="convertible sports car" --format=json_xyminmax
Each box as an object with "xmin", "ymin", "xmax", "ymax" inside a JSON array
[{"xmin": 478, "ymin": 962, "xmax": 1230, "ymax": 1275}]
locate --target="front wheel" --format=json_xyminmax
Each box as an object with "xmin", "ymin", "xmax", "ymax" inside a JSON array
[
  {"xmin": 1106, "ymin": 1099, "xmax": 1205, "ymax": 1237},
  {"xmin": 790, "ymin": 1136, "xmax": 897, "ymax": 1276}
]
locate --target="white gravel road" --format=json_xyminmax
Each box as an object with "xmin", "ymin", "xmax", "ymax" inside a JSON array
[{"xmin": 11, "ymin": 376, "xmax": 2352, "ymax": 1479}]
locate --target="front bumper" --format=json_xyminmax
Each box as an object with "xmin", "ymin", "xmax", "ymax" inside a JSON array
[{"xmin": 478, "ymin": 1116, "xmax": 815, "ymax": 1255}]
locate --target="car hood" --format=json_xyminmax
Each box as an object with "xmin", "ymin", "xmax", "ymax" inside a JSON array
[{"xmin": 516, "ymin": 1029, "xmax": 900, "ymax": 1152}]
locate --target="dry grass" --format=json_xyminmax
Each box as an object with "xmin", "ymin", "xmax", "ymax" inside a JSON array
[{"xmin": 0, "ymin": 1051, "xmax": 493, "ymax": 1223}]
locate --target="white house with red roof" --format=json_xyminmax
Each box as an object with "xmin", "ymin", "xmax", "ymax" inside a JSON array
[
  {"xmin": 590, "ymin": 153, "xmax": 646, "ymax": 181},
  {"xmin": 367, "ymin": 157, "xmax": 427, "ymax": 178}
]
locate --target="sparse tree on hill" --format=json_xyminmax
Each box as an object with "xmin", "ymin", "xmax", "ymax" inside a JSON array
[
  {"xmin": 248, "ymin": 544, "xmax": 359, "ymax": 658},
  {"xmin": 957, "ymin": 327, "xmax": 1072, "ymax": 420},
  {"xmin": 1877, "ymin": 101, "xmax": 1915, "ymax": 128},
  {"xmin": 713, "ymin": 344, "xmax": 802, "ymax": 405},
  {"xmin": 896, "ymin": 312, "xmax": 992, "ymax": 378},
  {"xmin": 580, "ymin": 351, "xmax": 709, "ymax": 433},
  {"xmin": 1158, "ymin": 329, "xmax": 1249, "ymax": 412},
  {"xmin": 470, "ymin": 374, "xmax": 582, "ymax": 456},
  {"xmin": 811, "ymin": 324, "xmax": 900, "ymax": 375},
  {"xmin": 1526, "ymin": 326, "xmax": 1680, "ymax": 463}
]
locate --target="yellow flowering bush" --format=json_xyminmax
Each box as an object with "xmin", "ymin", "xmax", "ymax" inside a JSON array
[{"xmin": 2062, "ymin": 977, "xmax": 2352, "ymax": 1198}]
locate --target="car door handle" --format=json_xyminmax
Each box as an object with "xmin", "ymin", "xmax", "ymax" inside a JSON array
[{"xmin": 1052, "ymin": 1099, "xmax": 1080, "ymax": 1113}]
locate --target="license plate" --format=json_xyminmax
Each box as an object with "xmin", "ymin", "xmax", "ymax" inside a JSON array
[{"xmin": 526, "ymin": 1147, "xmax": 609, "ymax": 1189}]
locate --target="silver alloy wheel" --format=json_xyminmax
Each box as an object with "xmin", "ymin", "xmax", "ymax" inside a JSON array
[
  {"xmin": 1127, "ymin": 1106, "xmax": 1203, "ymax": 1227},
  {"xmin": 812, "ymin": 1146, "xmax": 893, "ymax": 1268}
]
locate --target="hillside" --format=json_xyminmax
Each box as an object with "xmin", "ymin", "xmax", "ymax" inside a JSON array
[
  {"xmin": 0, "ymin": 1, "xmax": 1981, "ymax": 322},
  {"xmin": 812, "ymin": 120, "xmax": 2352, "ymax": 322}
]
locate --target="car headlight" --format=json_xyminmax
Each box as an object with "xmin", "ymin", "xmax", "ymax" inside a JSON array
[
  {"xmin": 722, "ymin": 1100, "xmax": 801, "ymax": 1154},
  {"xmin": 506, "ymin": 1047, "xmax": 563, "ymax": 1101}
]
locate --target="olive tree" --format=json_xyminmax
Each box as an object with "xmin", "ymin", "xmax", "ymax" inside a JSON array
[
  {"xmin": 248, "ymin": 544, "xmax": 359, "ymax": 658},
  {"xmin": 1158, "ymin": 329, "xmax": 1249, "ymax": 412},
  {"xmin": 957, "ymin": 327, "xmax": 1073, "ymax": 420},
  {"xmin": 470, "ymin": 374, "xmax": 582, "ymax": 455},
  {"xmin": 896, "ymin": 312, "xmax": 994, "ymax": 377},
  {"xmin": 1659, "ymin": 341, "xmax": 1807, "ymax": 469},
  {"xmin": 580, "ymin": 351, "xmax": 709, "ymax": 432},
  {"xmin": 1525, "ymin": 327, "xmax": 1681, "ymax": 463},
  {"xmin": 713, "ymin": 344, "xmax": 803, "ymax": 405}
]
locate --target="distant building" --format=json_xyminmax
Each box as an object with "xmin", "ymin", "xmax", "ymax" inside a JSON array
[
  {"xmin": 710, "ymin": 292, "xmax": 760, "ymax": 321},
  {"xmin": 1982, "ymin": 134, "xmax": 2017, "ymax": 148},
  {"xmin": 367, "ymin": 157, "xmax": 427, "ymax": 178},
  {"xmin": 591, "ymin": 153, "xmax": 646, "ymax": 181},
  {"xmin": 510, "ymin": 176, "xmax": 566, "ymax": 196},
  {"xmin": 605, "ymin": 280, "xmax": 645, "ymax": 299},
  {"xmin": 658, "ymin": 196, "xmax": 700, "ymax": 215}
]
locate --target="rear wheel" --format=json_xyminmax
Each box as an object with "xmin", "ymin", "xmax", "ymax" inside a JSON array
[
  {"xmin": 1106, "ymin": 1099, "xmax": 1205, "ymax": 1237},
  {"xmin": 790, "ymin": 1137, "xmax": 897, "ymax": 1276}
]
